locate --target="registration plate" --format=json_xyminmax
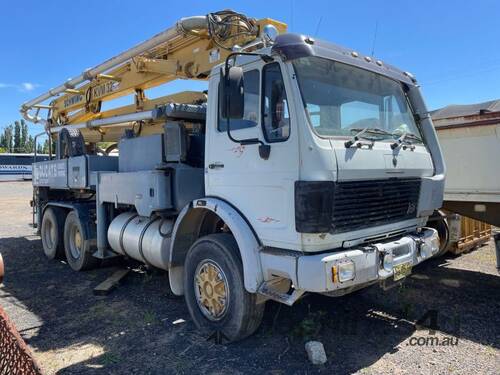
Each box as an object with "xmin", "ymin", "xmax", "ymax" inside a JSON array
[{"xmin": 393, "ymin": 262, "xmax": 412, "ymax": 281}]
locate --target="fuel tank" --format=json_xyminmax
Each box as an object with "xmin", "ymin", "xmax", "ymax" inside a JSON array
[{"xmin": 107, "ymin": 212, "xmax": 173, "ymax": 270}]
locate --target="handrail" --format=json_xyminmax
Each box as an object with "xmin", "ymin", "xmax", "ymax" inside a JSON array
[{"xmin": 33, "ymin": 131, "xmax": 48, "ymax": 161}]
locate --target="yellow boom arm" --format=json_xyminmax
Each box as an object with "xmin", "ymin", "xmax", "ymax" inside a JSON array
[{"xmin": 20, "ymin": 10, "xmax": 286, "ymax": 142}]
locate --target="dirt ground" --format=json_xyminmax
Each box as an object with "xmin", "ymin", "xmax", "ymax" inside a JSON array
[{"xmin": 0, "ymin": 181, "xmax": 499, "ymax": 374}]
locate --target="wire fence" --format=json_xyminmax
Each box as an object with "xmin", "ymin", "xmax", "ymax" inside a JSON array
[{"xmin": 0, "ymin": 306, "xmax": 42, "ymax": 375}]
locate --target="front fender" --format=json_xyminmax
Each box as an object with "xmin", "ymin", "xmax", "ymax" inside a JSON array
[{"xmin": 168, "ymin": 197, "xmax": 263, "ymax": 295}]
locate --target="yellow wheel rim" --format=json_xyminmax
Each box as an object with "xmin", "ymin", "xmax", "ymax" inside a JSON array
[
  {"xmin": 194, "ymin": 260, "xmax": 229, "ymax": 321},
  {"xmin": 69, "ymin": 226, "xmax": 82, "ymax": 259}
]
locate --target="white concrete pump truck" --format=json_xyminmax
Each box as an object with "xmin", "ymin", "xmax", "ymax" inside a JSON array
[{"xmin": 21, "ymin": 10, "xmax": 445, "ymax": 341}]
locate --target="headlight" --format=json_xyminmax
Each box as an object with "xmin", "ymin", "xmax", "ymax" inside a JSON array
[
  {"xmin": 430, "ymin": 237, "xmax": 440, "ymax": 254},
  {"xmin": 419, "ymin": 243, "xmax": 432, "ymax": 259},
  {"xmin": 337, "ymin": 261, "xmax": 355, "ymax": 282},
  {"xmin": 382, "ymin": 252, "xmax": 393, "ymax": 272}
]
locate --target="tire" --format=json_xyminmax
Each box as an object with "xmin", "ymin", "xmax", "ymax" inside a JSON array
[
  {"xmin": 63, "ymin": 211, "xmax": 99, "ymax": 271},
  {"xmin": 41, "ymin": 207, "xmax": 66, "ymax": 260},
  {"xmin": 58, "ymin": 128, "xmax": 85, "ymax": 159},
  {"xmin": 427, "ymin": 210, "xmax": 450, "ymax": 257},
  {"xmin": 184, "ymin": 233, "xmax": 265, "ymax": 342}
]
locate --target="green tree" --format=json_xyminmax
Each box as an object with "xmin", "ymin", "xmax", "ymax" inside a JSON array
[
  {"xmin": 41, "ymin": 139, "xmax": 49, "ymax": 154},
  {"xmin": 1, "ymin": 122, "xmax": 38, "ymax": 153},
  {"xmin": 4, "ymin": 125, "xmax": 13, "ymax": 152},
  {"xmin": 26, "ymin": 134, "xmax": 34, "ymax": 153},
  {"xmin": 21, "ymin": 119, "xmax": 28, "ymax": 152},
  {"xmin": 14, "ymin": 121, "xmax": 21, "ymax": 152}
]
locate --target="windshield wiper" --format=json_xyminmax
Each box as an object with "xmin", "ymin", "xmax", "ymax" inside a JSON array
[
  {"xmin": 390, "ymin": 132, "xmax": 422, "ymax": 150},
  {"xmin": 345, "ymin": 128, "xmax": 369, "ymax": 148},
  {"xmin": 345, "ymin": 127, "xmax": 392, "ymax": 148},
  {"xmin": 350, "ymin": 127, "xmax": 393, "ymax": 137}
]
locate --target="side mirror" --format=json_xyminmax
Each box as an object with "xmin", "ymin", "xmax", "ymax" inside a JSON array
[{"xmin": 221, "ymin": 66, "xmax": 244, "ymax": 119}]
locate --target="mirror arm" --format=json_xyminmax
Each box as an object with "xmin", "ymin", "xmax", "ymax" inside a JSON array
[
  {"xmin": 224, "ymin": 52, "xmax": 274, "ymax": 75},
  {"xmin": 223, "ymin": 52, "xmax": 273, "ymax": 160},
  {"xmin": 225, "ymin": 121, "xmax": 266, "ymax": 148},
  {"xmin": 223, "ymin": 51, "xmax": 272, "ymax": 144}
]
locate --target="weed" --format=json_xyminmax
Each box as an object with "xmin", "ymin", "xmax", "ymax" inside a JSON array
[
  {"xmin": 144, "ymin": 310, "xmax": 157, "ymax": 325},
  {"xmin": 291, "ymin": 310, "xmax": 327, "ymax": 340},
  {"xmin": 400, "ymin": 302, "xmax": 414, "ymax": 319},
  {"xmin": 100, "ymin": 352, "xmax": 121, "ymax": 366}
]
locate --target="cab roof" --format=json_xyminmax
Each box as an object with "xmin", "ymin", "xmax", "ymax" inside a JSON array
[{"xmin": 270, "ymin": 33, "xmax": 416, "ymax": 86}]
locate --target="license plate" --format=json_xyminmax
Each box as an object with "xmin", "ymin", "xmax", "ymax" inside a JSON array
[{"xmin": 393, "ymin": 262, "xmax": 412, "ymax": 281}]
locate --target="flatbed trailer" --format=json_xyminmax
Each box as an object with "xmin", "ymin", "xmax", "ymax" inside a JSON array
[{"xmin": 431, "ymin": 101, "xmax": 499, "ymax": 258}]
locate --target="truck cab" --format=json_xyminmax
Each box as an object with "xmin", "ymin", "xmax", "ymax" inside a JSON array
[
  {"xmin": 208, "ymin": 34, "xmax": 443, "ymax": 251},
  {"xmin": 25, "ymin": 13, "xmax": 444, "ymax": 342},
  {"xmin": 201, "ymin": 33, "xmax": 443, "ymax": 294}
]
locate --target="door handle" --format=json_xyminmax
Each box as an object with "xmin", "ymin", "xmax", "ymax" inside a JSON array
[{"xmin": 208, "ymin": 162, "xmax": 224, "ymax": 169}]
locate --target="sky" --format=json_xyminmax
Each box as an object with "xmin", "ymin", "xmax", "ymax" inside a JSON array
[{"xmin": 1, "ymin": 0, "xmax": 499, "ymax": 136}]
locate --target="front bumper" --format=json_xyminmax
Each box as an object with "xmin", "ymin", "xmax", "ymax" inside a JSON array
[{"xmin": 295, "ymin": 227, "xmax": 439, "ymax": 293}]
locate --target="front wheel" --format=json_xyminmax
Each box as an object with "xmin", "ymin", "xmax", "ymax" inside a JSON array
[
  {"xmin": 183, "ymin": 234, "xmax": 265, "ymax": 342},
  {"xmin": 427, "ymin": 210, "xmax": 451, "ymax": 257}
]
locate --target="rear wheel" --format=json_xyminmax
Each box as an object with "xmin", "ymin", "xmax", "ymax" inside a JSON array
[
  {"xmin": 183, "ymin": 234, "xmax": 265, "ymax": 342},
  {"xmin": 41, "ymin": 207, "xmax": 66, "ymax": 260},
  {"xmin": 64, "ymin": 211, "xmax": 98, "ymax": 271}
]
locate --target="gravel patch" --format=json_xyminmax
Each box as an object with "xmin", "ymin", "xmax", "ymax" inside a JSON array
[{"xmin": 1, "ymin": 181, "xmax": 499, "ymax": 374}]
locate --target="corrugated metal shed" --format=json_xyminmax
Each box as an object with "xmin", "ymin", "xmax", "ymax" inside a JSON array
[
  {"xmin": 431, "ymin": 98, "xmax": 500, "ymax": 225},
  {"xmin": 431, "ymin": 99, "xmax": 500, "ymax": 129},
  {"xmin": 431, "ymin": 99, "xmax": 500, "ymax": 120}
]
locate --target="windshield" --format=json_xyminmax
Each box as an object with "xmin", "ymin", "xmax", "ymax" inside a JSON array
[{"xmin": 292, "ymin": 56, "xmax": 423, "ymax": 142}]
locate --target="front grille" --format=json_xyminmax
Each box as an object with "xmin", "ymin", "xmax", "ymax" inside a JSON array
[{"xmin": 331, "ymin": 178, "xmax": 421, "ymax": 234}]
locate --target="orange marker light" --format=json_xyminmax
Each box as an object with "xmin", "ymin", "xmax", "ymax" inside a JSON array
[{"xmin": 331, "ymin": 266, "xmax": 337, "ymax": 283}]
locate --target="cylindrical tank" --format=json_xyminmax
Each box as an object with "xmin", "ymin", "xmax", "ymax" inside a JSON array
[{"xmin": 107, "ymin": 212, "xmax": 173, "ymax": 270}]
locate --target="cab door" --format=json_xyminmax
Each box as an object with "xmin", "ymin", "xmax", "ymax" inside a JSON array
[{"xmin": 205, "ymin": 60, "xmax": 300, "ymax": 249}]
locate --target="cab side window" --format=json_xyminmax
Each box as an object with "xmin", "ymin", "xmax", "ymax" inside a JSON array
[
  {"xmin": 218, "ymin": 69, "xmax": 260, "ymax": 131},
  {"xmin": 262, "ymin": 63, "xmax": 290, "ymax": 142}
]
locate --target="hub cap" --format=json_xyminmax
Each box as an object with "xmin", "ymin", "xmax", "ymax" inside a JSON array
[
  {"xmin": 43, "ymin": 220, "xmax": 56, "ymax": 248},
  {"xmin": 69, "ymin": 226, "xmax": 82, "ymax": 259},
  {"xmin": 194, "ymin": 260, "xmax": 229, "ymax": 321}
]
